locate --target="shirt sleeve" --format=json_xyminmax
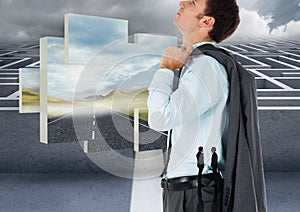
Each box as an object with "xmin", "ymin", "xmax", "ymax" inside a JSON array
[{"xmin": 147, "ymin": 56, "xmax": 224, "ymax": 131}]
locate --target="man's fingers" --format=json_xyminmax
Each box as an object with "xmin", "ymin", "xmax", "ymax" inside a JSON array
[
  {"xmin": 182, "ymin": 44, "xmax": 193, "ymax": 54},
  {"xmin": 160, "ymin": 45, "xmax": 193, "ymax": 70}
]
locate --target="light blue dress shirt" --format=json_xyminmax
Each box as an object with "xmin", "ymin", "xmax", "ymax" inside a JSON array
[{"xmin": 147, "ymin": 42, "xmax": 229, "ymax": 178}]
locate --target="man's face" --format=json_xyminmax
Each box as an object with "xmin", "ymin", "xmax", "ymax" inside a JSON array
[{"xmin": 173, "ymin": 0, "xmax": 207, "ymax": 33}]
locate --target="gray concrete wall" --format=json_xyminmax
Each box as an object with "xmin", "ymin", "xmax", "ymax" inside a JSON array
[{"xmin": 259, "ymin": 110, "xmax": 300, "ymax": 171}]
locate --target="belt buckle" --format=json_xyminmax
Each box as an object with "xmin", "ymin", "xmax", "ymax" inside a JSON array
[{"xmin": 161, "ymin": 178, "xmax": 169, "ymax": 190}]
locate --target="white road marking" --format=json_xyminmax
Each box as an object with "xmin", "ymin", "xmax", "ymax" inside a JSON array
[
  {"xmin": 256, "ymin": 69, "xmax": 300, "ymax": 71},
  {"xmin": 230, "ymin": 45, "xmax": 247, "ymax": 52},
  {"xmin": 249, "ymin": 43, "xmax": 268, "ymax": 49},
  {"xmin": 48, "ymin": 114, "xmax": 71, "ymax": 125},
  {"xmin": 279, "ymin": 55, "xmax": 300, "ymax": 63},
  {"xmin": 0, "ymin": 73, "xmax": 19, "ymax": 75},
  {"xmin": 257, "ymin": 89, "xmax": 300, "ymax": 91},
  {"xmin": 277, "ymin": 50, "xmax": 300, "ymax": 58},
  {"xmin": 84, "ymin": 141, "xmax": 88, "ymax": 153},
  {"xmin": 92, "ymin": 131, "xmax": 95, "ymax": 140},
  {"xmin": 282, "ymin": 72, "xmax": 300, "ymax": 76},
  {"xmin": 240, "ymin": 44, "xmax": 268, "ymax": 53},
  {"xmin": 130, "ymin": 150, "xmax": 164, "ymax": 212},
  {"xmin": 0, "ymin": 58, "xmax": 31, "ymax": 69},
  {"xmin": 0, "ymin": 77, "xmax": 18, "ymax": 80},
  {"xmin": 257, "ymin": 97, "xmax": 300, "ymax": 100},
  {"xmin": 267, "ymin": 57, "xmax": 300, "ymax": 69},
  {"xmin": 258, "ymin": 107, "xmax": 300, "ymax": 110},
  {"xmin": 27, "ymin": 45, "xmax": 39, "ymax": 49},
  {"xmin": 0, "ymin": 51, "xmax": 18, "ymax": 57},
  {"xmin": 0, "ymin": 98, "xmax": 18, "ymax": 100},
  {"xmin": 221, "ymin": 47, "xmax": 270, "ymax": 67},
  {"xmin": 0, "ymin": 83, "xmax": 19, "ymax": 85},
  {"xmin": 6, "ymin": 90, "xmax": 19, "ymax": 98},
  {"xmin": 249, "ymin": 69, "xmax": 293, "ymax": 90},
  {"xmin": 0, "ymin": 107, "xmax": 19, "ymax": 111},
  {"xmin": 26, "ymin": 61, "xmax": 40, "ymax": 67}
]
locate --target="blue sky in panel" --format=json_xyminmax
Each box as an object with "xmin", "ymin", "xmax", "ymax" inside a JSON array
[
  {"xmin": 21, "ymin": 67, "xmax": 40, "ymax": 91},
  {"xmin": 46, "ymin": 34, "xmax": 177, "ymax": 100},
  {"xmin": 66, "ymin": 13, "xmax": 128, "ymax": 63}
]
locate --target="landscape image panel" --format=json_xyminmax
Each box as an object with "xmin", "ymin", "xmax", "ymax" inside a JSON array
[
  {"xmin": 40, "ymin": 37, "xmax": 85, "ymax": 144},
  {"xmin": 65, "ymin": 13, "xmax": 128, "ymax": 63},
  {"xmin": 19, "ymin": 67, "xmax": 40, "ymax": 113}
]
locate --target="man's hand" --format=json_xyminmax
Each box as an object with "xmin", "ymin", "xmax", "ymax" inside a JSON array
[{"xmin": 160, "ymin": 45, "xmax": 193, "ymax": 71}]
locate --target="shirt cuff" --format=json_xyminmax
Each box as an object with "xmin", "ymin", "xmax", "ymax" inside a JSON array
[{"xmin": 157, "ymin": 68, "xmax": 175, "ymax": 76}]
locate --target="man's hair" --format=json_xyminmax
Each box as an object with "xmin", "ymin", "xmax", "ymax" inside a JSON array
[
  {"xmin": 205, "ymin": 0, "xmax": 240, "ymax": 43},
  {"xmin": 198, "ymin": 146, "xmax": 203, "ymax": 151}
]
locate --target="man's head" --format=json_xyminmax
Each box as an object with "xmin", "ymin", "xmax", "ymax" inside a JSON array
[
  {"xmin": 211, "ymin": 147, "xmax": 216, "ymax": 153},
  {"xmin": 204, "ymin": 0, "xmax": 240, "ymax": 43},
  {"xmin": 198, "ymin": 146, "xmax": 203, "ymax": 152},
  {"xmin": 174, "ymin": 0, "xmax": 240, "ymax": 43}
]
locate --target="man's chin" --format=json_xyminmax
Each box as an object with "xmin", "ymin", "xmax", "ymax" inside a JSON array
[
  {"xmin": 173, "ymin": 21, "xmax": 182, "ymax": 34},
  {"xmin": 173, "ymin": 19, "xmax": 179, "ymax": 28}
]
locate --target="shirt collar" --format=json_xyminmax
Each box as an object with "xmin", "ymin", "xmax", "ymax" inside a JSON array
[{"xmin": 192, "ymin": 41, "xmax": 215, "ymax": 49}]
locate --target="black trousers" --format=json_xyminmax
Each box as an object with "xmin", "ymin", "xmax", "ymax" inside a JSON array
[{"xmin": 162, "ymin": 174, "xmax": 223, "ymax": 212}]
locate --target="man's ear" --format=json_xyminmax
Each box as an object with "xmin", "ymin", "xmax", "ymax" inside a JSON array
[{"xmin": 199, "ymin": 16, "xmax": 215, "ymax": 28}]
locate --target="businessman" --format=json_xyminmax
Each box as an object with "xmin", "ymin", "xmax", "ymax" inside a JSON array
[{"xmin": 148, "ymin": 0, "xmax": 266, "ymax": 211}]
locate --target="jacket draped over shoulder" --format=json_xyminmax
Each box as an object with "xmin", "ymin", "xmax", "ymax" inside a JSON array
[{"xmin": 195, "ymin": 44, "xmax": 267, "ymax": 212}]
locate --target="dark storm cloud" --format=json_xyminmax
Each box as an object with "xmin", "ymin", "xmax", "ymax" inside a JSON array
[
  {"xmin": 0, "ymin": 0, "xmax": 179, "ymax": 41},
  {"xmin": 252, "ymin": 0, "xmax": 300, "ymax": 32},
  {"xmin": 2, "ymin": 0, "xmax": 298, "ymax": 42}
]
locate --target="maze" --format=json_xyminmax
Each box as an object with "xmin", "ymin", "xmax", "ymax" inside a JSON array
[
  {"xmin": 221, "ymin": 39, "xmax": 300, "ymax": 110},
  {"xmin": 0, "ymin": 41, "xmax": 39, "ymax": 110},
  {"xmin": 1, "ymin": 39, "xmax": 299, "ymax": 112}
]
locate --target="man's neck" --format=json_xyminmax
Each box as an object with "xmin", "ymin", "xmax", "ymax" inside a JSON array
[{"xmin": 182, "ymin": 33, "xmax": 213, "ymax": 46}]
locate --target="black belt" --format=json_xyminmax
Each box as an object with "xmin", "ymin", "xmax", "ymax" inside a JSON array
[
  {"xmin": 161, "ymin": 176, "xmax": 198, "ymax": 191},
  {"xmin": 161, "ymin": 173, "xmax": 222, "ymax": 191}
]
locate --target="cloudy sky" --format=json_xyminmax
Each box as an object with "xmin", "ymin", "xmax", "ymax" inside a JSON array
[
  {"xmin": 21, "ymin": 67, "xmax": 40, "ymax": 90},
  {"xmin": 0, "ymin": 0, "xmax": 299, "ymax": 42},
  {"xmin": 66, "ymin": 13, "xmax": 128, "ymax": 63}
]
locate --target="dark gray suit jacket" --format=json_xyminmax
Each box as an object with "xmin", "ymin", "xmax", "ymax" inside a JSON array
[{"xmin": 194, "ymin": 44, "xmax": 267, "ymax": 212}]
